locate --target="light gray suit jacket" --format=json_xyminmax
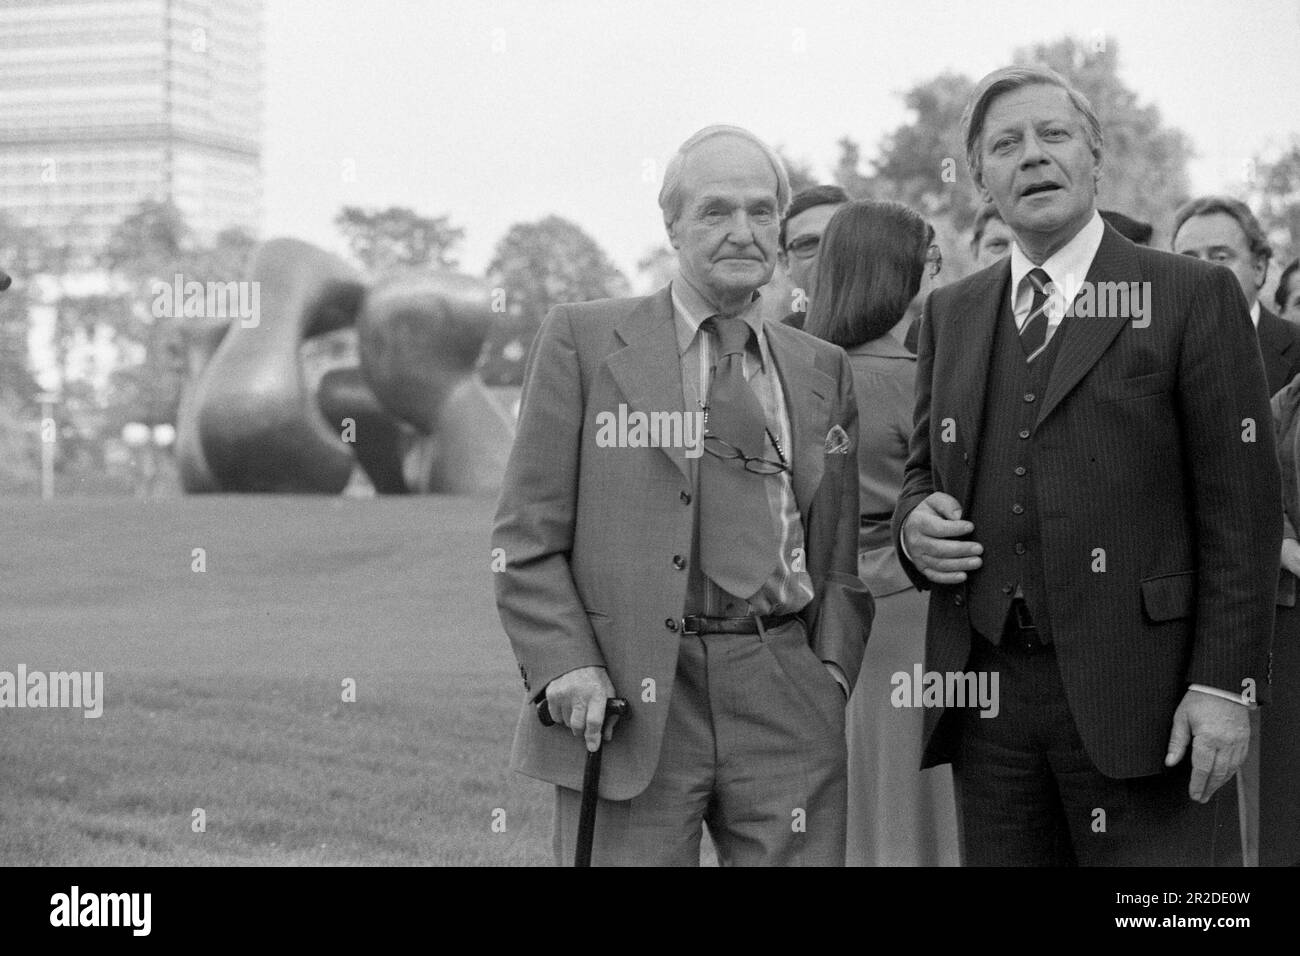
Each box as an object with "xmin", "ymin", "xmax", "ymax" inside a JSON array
[{"xmin": 492, "ymin": 286, "xmax": 873, "ymax": 799}]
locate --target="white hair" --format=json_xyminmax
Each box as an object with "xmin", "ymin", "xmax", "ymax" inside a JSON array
[{"xmin": 657, "ymin": 125, "xmax": 791, "ymax": 228}]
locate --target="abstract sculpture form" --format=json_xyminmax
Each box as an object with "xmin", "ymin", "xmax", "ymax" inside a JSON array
[{"xmin": 176, "ymin": 238, "xmax": 513, "ymax": 495}]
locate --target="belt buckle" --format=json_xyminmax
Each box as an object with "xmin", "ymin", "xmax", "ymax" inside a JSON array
[{"xmin": 681, "ymin": 615, "xmax": 701, "ymax": 636}]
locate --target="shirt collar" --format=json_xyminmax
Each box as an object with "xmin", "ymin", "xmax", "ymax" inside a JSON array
[
  {"xmin": 1250, "ymin": 299, "xmax": 1261, "ymax": 328},
  {"xmin": 670, "ymin": 277, "xmax": 766, "ymax": 362},
  {"xmin": 1009, "ymin": 210, "xmax": 1105, "ymax": 306}
]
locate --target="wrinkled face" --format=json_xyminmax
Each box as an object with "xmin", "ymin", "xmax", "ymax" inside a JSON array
[
  {"xmin": 975, "ymin": 83, "xmax": 1100, "ymax": 253},
  {"xmin": 1282, "ymin": 274, "xmax": 1300, "ymax": 324},
  {"xmin": 975, "ymin": 217, "xmax": 1015, "ymax": 266},
  {"xmin": 667, "ymin": 136, "xmax": 780, "ymax": 306},
  {"xmin": 1173, "ymin": 212, "xmax": 1267, "ymax": 307},
  {"xmin": 779, "ymin": 202, "xmax": 843, "ymax": 304}
]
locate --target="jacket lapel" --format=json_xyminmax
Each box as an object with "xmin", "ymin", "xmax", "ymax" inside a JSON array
[
  {"xmin": 1036, "ymin": 224, "xmax": 1137, "ymax": 430},
  {"xmin": 603, "ymin": 287, "xmax": 691, "ymax": 482},
  {"xmin": 767, "ymin": 322, "xmax": 833, "ymax": 516},
  {"xmin": 948, "ymin": 260, "xmax": 1007, "ymax": 504}
]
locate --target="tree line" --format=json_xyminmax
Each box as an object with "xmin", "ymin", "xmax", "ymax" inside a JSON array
[{"xmin": 1, "ymin": 35, "xmax": 1297, "ymax": 494}]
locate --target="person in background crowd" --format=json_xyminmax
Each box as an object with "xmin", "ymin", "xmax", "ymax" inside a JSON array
[
  {"xmin": 804, "ymin": 200, "xmax": 960, "ymax": 866},
  {"xmin": 971, "ymin": 203, "xmax": 1016, "ymax": 266},
  {"xmin": 1099, "ymin": 209, "xmax": 1153, "ymax": 245},
  {"xmin": 1174, "ymin": 199, "xmax": 1300, "ymax": 867},
  {"xmin": 1275, "ymin": 259, "xmax": 1300, "ymax": 325},
  {"xmin": 1173, "ymin": 195, "xmax": 1300, "ymax": 395},
  {"xmin": 777, "ymin": 184, "xmax": 849, "ymax": 329}
]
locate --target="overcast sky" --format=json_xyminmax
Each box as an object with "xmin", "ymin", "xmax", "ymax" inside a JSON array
[{"xmin": 263, "ymin": 0, "xmax": 1300, "ymax": 286}]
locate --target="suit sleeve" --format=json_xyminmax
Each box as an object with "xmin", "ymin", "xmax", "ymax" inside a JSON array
[
  {"xmin": 1178, "ymin": 267, "xmax": 1281, "ymax": 694},
  {"xmin": 892, "ymin": 292, "xmax": 937, "ymax": 591},
  {"xmin": 810, "ymin": 347, "xmax": 873, "ymax": 686},
  {"xmin": 491, "ymin": 305, "xmax": 604, "ymax": 699}
]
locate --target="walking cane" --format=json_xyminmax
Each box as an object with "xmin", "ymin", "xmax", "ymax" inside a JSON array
[{"xmin": 537, "ymin": 696, "xmax": 629, "ymax": 866}]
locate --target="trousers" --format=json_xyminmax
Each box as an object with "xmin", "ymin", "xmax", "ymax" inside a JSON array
[{"xmin": 553, "ymin": 619, "xmax": 847, "ymax": 866}]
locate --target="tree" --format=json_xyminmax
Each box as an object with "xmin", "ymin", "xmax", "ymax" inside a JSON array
[
  {"xmin": 1246, "ymin": 140, "xmax": 1300, "ymax": 264},
  {"xmin": 334, "ymin": 205, "xmax": 465, "ymax": 272},
  {"xmin": 0, "ymin": 212, "xmax": 47, "ymax": 406},
  {"xmin": 487, "ymin": 215, "xmax": 629, "ymax": 324},
  {"xmin": 636, "ymin": 245, "xmax": 677, "ymax": 293},
  {"xmin": 481, "ymin": 216, "xmax": 629, "ymax": 386},
  {"xmin": 776, "ymin": 147, "xmax": 820, "ymax": 195},
  {"xmin": 102, "ymin": 199, "xmax": 190, "ymax": 282},
  {"xmin": 859, "ymin": 72, "xmax": 978, "ymax": 222},
  {"xmin": 188, "ymin": 226, "xmax": 258, "ymax": 282}
]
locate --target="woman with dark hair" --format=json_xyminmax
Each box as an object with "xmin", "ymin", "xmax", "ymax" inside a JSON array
[
  {"xmin": 804, "ymin": 201, "xmax": 959, "ymax": 866},
  {"xmin": 1275, "ymin": 259, "xmax": 1300, "ymax": 325}
]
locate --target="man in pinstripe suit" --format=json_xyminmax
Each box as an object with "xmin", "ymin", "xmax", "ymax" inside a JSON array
[{"xmin": 893, "ymin": 66, "xmax": 1279, "ymax": 865}]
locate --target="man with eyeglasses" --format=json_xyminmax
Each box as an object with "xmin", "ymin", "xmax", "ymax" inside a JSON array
[
  {"xmin": 778, "ymin": 185, "xmax": 849, "ymax": 330},
  {"xmin": 493, "ymin": 125, "xmax": 873, "ymax": 865}
]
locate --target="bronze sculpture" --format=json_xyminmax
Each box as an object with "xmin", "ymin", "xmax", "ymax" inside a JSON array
[{"xmin": 176, "ymin": 238, "xmax": 512, "ymax": 495}]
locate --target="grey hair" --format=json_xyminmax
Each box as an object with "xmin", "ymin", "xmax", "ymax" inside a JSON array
[
  {"xmin": 962, "ymin": 65, "xmax": 1103, "ymax": 185},
  {"xmin": 658, "ymin": 125, "xmax": 791, "ymax": 228}
]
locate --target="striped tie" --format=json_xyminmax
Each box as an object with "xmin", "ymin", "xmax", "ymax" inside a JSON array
[{"xmin": 1020, "ymin": 267, "xmax": 1054, "ymax": 362}]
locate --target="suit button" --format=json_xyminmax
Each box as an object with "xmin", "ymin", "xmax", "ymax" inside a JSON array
[
  {"xmin": 954, "ymin": 594, "xmax": 964, "ymax": 607},
  {"xmin": 665, "ymin": 618, "xmax": 678, "ymax": 632},
  {"xmin": 1018, "ymin": 428, "xmax": 1030, "ymax": 439},
  {"xmin": 1023, "ymin": 392, "xmax": 1036, "ymax": 403},
  {"xmin": 1015, "ymin": 542, "xmax": 1026, "ymax": 555},
  {"xmin": 1012, "ymin": 503, "xmax": 1024, "ymax": 515},
  {"xmin": 672, "ymin": 555, "xmax": 686, "ymax": 570},
  {"xmin": 680, "ymin": 491, "xmax": 692, "ymax": 505},
  {"xmin": 1014, "ymin": 466, "xmax": 1027, "ymax": 476}
]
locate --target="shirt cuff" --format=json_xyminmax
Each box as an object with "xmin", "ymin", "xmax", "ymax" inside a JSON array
[{"xmin": 1188, "ymin": 683, "xmax": 1255, "ymax": 709}]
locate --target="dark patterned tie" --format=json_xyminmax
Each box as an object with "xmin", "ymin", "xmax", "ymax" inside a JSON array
[
  {"xmin": 698, "ymin": 316, "xmax": 779, "ymax": 599},
  {"xmin": 1021, "ymin": 267, "xmax": 1054, "ymax": 362}
]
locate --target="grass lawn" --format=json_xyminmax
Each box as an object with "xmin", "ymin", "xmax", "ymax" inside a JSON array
[{"xmin": 0, "ymin": 495, "xmax": 555, "ymax": 865}]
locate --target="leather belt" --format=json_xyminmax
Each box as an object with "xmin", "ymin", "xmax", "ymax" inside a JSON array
[{"xmin": 681, "ymin": 613, "xmax": 799, "ymax": 635}]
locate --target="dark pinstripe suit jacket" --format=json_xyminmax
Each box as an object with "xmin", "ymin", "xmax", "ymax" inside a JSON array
[{"xmin": 893, "ymin": 223, "xmax": 1281, "ymax": 779}]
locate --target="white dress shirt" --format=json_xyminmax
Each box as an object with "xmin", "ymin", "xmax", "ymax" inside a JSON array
[{"xmin": 1009, "ymin": 209, "xmax": 1105, "ymax": 339}]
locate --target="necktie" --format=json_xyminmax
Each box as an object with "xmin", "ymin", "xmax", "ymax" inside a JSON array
[
  {"xmin": 1020, "ymin": 267, "xmax": 1055, "ymax": 362},
  {"xmin": 698, "ymin": 315, "xmax": 780, "ymax": 599}
]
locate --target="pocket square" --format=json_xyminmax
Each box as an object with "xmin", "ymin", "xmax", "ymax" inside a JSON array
[{"xmin": 824, "ymin": 424, "xmax": 851, "ymax": 455}]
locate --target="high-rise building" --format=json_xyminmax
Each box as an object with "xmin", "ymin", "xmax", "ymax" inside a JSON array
[{"xmin": 0, "ymin": 0, "xmax": 263, "ymax": 262}]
